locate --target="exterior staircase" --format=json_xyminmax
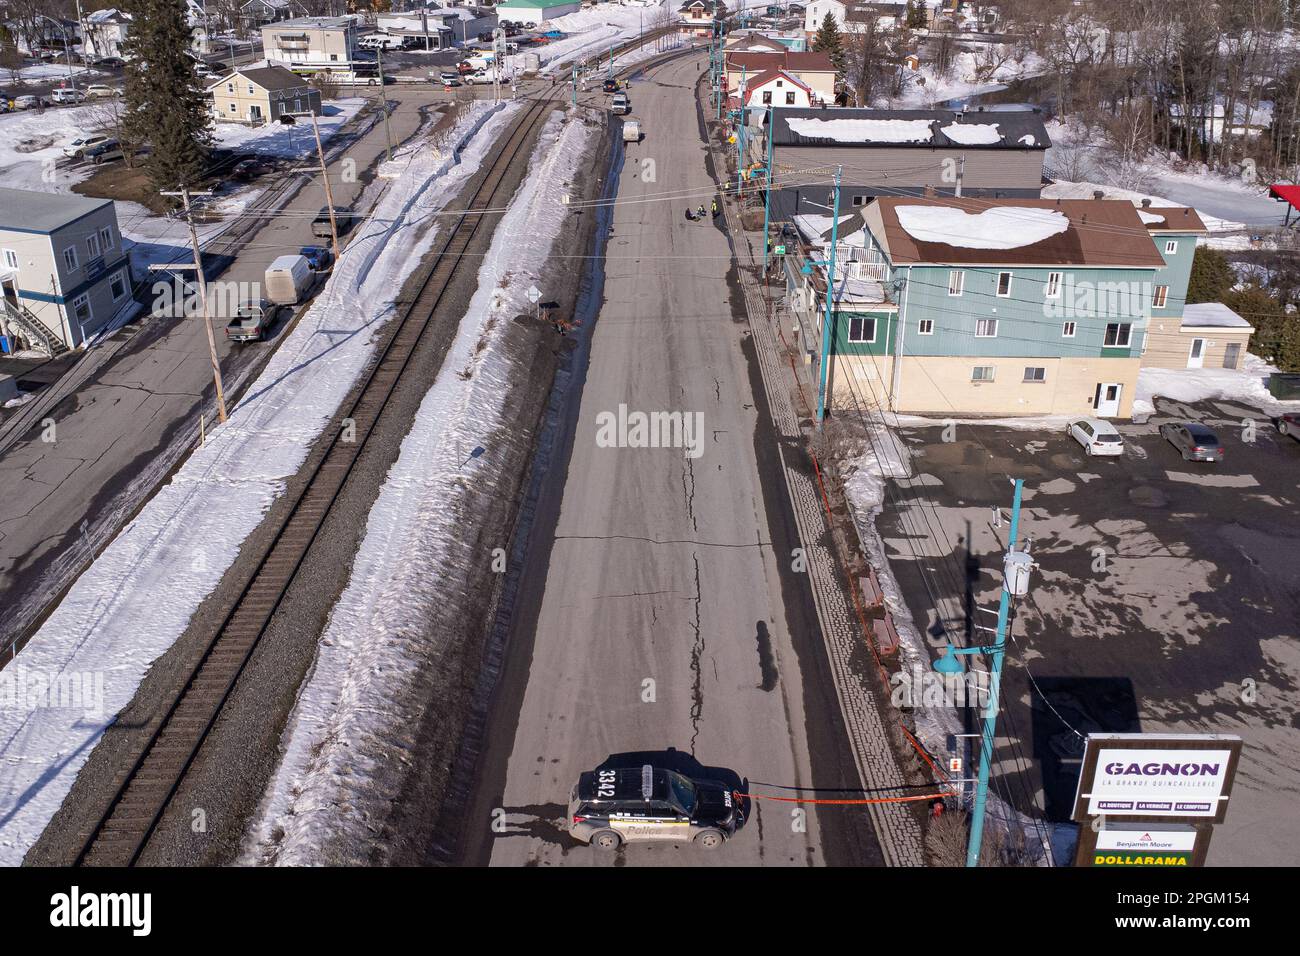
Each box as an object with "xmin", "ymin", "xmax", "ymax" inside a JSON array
[{"xmin": 1, "ymin": 298, "xmax": 69, "ymax": 357}]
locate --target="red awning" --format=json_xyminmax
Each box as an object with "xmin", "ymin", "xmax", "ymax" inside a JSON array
[{"xmin": 1269, "ymin": 183, "xmax": 1300, "ymax": 210}]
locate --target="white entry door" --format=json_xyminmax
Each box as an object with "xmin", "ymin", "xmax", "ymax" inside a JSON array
[
  {"xmin": 1187, "ymin": 337, "xmax": 1206, "ymax": 368},
  {"xmin": 1094, "ymin": 382, "xmax": 1122, "ymax": 417}
]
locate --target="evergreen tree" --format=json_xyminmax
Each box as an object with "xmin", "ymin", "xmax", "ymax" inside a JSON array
[
  {"xmin": 122, "ymin": 0, "xmax": 212, "ymax": 195},
  {"xmin": 813, "ymin": 12, "xmax": 846, "ymax": 78},
  {"xmin": 1186, "ymin": 246, "xmax": 1236, "ymax": 304},
  {"xmin": 1223, "ymin": 285, "xmax": 1300, "ymax": 372}
]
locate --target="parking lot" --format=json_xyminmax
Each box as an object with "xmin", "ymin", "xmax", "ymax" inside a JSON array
[{"xmin": 874, "ymin": 395, "xmax": 1300, "ymax": 865}]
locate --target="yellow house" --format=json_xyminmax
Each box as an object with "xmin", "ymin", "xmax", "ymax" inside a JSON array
[{"xmin": 206, "ymin": 64, "xmax": 322, "ymax": 125}]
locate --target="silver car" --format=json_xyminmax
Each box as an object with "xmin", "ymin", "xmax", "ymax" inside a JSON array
[{"xmin": 1160, "ymin": 421, "xmax": 1224, "ymax": 462}]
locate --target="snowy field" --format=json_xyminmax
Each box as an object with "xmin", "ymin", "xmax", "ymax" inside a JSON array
[
  {"xmin": 889, "ymin": 48, "xmax": 1047, "ymax": 110},
  {"xmin": 0, "ymin": 100, "xmax": 515, "ymax": 867},
  {"xmin": 538, "ymin": 0, "xmax": 677, "ymax": 73},
  {"xmin": 243, "ymin": 106, "xmax": 596, "ymax": 865}
]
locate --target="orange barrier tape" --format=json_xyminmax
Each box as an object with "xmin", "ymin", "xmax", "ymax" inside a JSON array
[{"xmin": 738, "ymin": 789, "xmax": 952, "ymax": 807}]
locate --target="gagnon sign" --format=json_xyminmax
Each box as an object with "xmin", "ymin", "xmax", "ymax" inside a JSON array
[{"xmin": 1071, "ymin": 734, "xmax": 1243, "ymax": 823}]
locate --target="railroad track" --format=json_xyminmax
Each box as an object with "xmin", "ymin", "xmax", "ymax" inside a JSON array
[
  {"xmin": 71, "ymin": 31, "xmax": 686, "ymax": 868},
  {"xmin": 72, "ymin": 88, "xmax": 560, "ymax": 868}
]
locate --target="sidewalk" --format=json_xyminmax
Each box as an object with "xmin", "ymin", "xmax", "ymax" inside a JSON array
[{"xmin": 704, "ymin": 111, "xmax": 927, "ymax": 866}]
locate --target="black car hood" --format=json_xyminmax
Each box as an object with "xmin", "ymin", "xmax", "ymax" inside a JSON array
[{"xmin": 693, "ymin": 782, "xmax": 738, "ymax": 823}]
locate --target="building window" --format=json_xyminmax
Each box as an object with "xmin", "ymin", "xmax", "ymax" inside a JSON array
[
  {"xmin": 917, "ymin": 318, "xmax": 934, "ymax": 335},
  {"xmin": 851, "ymin": 195, "xmax": 865, "ymax": 207},
  {"xmin": 2, "ymin": 249, "xmax": 16, "ymax": 269},
  {"xmin": 86, "ymin": 233, "xmax": 100, "ymax": 258},
  {"xmin": 1062, "ymin": 320, "xmax": 1076, "ymax": 337},
  {"xmin": 330, "ymin": 53, "xmax": 338, "ymax": 61},
  {"xmin": 99, "ymin": 226, "xmax": 114, "ymax": 250},
  {"xmin": 1153, "ymin": 285, "xmax": 1168, "ymax": 308},
  {"xmin": 1023, "ymin": 366, "xmax": 1046, "ymax": 383},
  {"xmin": 785, "ymin": 91, "xmax": 796, "ymax": 105},
  {"xmin": 971, "ymin": 365, "xmax": 995, "ymax": 382},
  {"xmin": 62, "ymin": 246, "xmax": 78, "ymax": 271},
  {"xmin": 996, "ymin": 271, "xmax": 1012, "ymax": 297},
  {"xmin": 1046, "ymin": 271, "xmax": 1061, "ymax": 298},
  {"xmin": 975, "ymin": 318, "xmax": 998, "ymax": 337},
  {"xmin": 762, "ymin": 90, "xmax": 772, "ymax": 104},
  {"xmin": 1104, "ymin": 322, "xmax": 1132, "ymax": 347},
  {"xmin": 230, "ymin": 102, "xmax": 237, "ymax": 112},
  {"xmin": 72, "ymin": 293, "xmax": 92, "ymax": 324},
  {"xmin": 847, "ymin": 316, "xmax": 876, "ymax": 343},
  {"xmin": 226, "ymin": 82, "xmax": 234, "ymax": 93},
  {"xmin": 1165, "ymin": 239, "xmax": 1177, "ymax": 254},
  {"xmin": 248, "ymin": 84, "xmax": 255, "ymax": 95},
  {"xmin": 948, "ymin": 270, "xmax": 964, "ymax": 296},
  {"xmin": 110, "ymin": 269, "xmax": 127, "ymax": 301}
]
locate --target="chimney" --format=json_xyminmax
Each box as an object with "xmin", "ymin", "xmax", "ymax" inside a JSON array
[
  {"xmin": 1141, "ymin": 198, "xmax": 1151, "ymax": 208},
  {"xmin": 1092, "ymin": 190, "xmax": 1104, "ymax": 200}
]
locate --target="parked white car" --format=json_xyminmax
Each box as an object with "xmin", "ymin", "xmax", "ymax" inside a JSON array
[
  {"xmin": 1067, "ymin": 417, "xmax": 1125, "ymax": 456},
  {"xmin": 62, "ymin": 134, "xmax": 113, "ymax": 159},
  {"xmin": 50, "ymin": 88, "xmax": 85, "ymax": 105},
  {"xmin": 85, "ymin": 84, "xmax": 119, "ymax": 98}
]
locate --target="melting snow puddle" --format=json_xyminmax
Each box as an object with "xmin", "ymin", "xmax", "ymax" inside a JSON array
[{"xmin": 1164, "ymin": 471, "xmax": 1259, "ymax": 488}]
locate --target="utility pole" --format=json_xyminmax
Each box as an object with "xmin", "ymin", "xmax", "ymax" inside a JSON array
[
  {"xmin": 161, "ymin": 187, "xmax": 227, "ymax": 424},
  {"xmin": 284, "ymin": 111, "xmax": 340, "ymax": 262},
  {"xmin": 815, "ymin": 165, "xmax": 842, "ymax": 427},
  {"xmin": 762, "ymin": 103, "xmax": 774, "ymax": 271},
  {"xmin": 933, "ymin": 478, "xmax": 1031, "ymax": 867},
  {"xmin": 376, "ymin": 49, "xmax": 393, "ymax": 163}
]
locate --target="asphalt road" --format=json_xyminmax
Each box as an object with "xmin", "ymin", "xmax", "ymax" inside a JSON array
[
  {"xmin": 479, "ymin": 53, "xmax": 853, "ymax": 867},
  {"xmin": 0, "ymin": 90, "xmax": 440, "ymax": 650},
  {"xmin": 874, "ymin": 397, "xmax": 1300, "ymax": 866}
]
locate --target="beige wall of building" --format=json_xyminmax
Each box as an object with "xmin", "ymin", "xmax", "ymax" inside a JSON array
[
  {"xmin": 827, "ymin": 354, "xmax": 1143, "ymax": 419},
  {"xmin": 210, "ymin": 75, "xmax": 321, "ymax": 123},
  {"xmin": 1142, "ymin": 324, "xmax": 1253, "ymax": 371}
]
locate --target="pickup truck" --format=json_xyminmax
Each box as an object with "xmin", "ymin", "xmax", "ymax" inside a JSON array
[{"xmin": 225, "ymin": 299, "xmax": 280, "ymax": 342}]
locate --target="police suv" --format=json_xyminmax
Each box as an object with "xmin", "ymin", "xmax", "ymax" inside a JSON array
[{"xmin": 568, "ymin": 765, "xmax": 744, "ymax": 850}]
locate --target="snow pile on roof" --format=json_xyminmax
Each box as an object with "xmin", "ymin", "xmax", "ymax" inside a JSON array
[
  {"xmin": 787, "ymin": 117, "xmax": 934, "ymax": 143},
  {"xmin": 0, "ymin": 100, "xmax": 515, "ymax": 867},
  {"xmin": 1181, "ymin": 302, "xmax": 1252, "ymax": 329},
  {"xmin": 940, "ymin": 122, "xmax": 1001, "ymax": 145},
  {"xmin": 895, "ymin": 205, "xmax": 1071, "ymax": 249},
  {"xmin": 243, "ymin": 108, "xmax": 594, "ymax": 865},
  {"xmin": 1018, "ymin": 133, "xmax": 1036, "ymax": 146},
  {"xmin": 793, "ymin": 212, "xmax": 853, "ymax": 243},
  {"xmin": 1137, "ymin": 209, "xmax": 1167, "ymax": 224}
]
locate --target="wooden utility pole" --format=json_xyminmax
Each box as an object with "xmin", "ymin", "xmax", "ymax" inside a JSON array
[
  {"xmin": 288, "ymin": 110, "xmax": 340, "ymax": 262},
  {"xmin": 161, "ymin": 187, "xmax": 227, "ymax": 423},
  {"xmin": 376, "ymin": 48, "xmax": 394, "ymax": 163}
]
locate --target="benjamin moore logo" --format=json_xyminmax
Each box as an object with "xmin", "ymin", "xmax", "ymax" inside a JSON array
[{"xmin": 49, "ymin": 886, "xmax": 151, "ymax": 937}]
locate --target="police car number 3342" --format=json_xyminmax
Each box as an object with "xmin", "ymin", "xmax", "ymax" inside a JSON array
[{"xmin": 568, "ymin": 764, "xmax": 745, "ymax": 851}]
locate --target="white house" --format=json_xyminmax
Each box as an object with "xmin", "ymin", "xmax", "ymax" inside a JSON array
[
  {"xmin": 82, "ymin": 8, "xmax": 133, "ymax": 61},
  {"xmin": 742, "ymin": 68, "xmax": 815, "ymax": 109}
]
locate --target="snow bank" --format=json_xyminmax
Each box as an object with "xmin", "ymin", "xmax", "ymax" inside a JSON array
[
  {"xmin": 0, "ymin": 100, "xmax": 517, "ymax": 867},
  {"xmin": 243, "ymin": 107, "xmax": 594, "ymax": 865},
  {"xmin": 787, "ymin": 117, "xmax": 933, "ymax": 144},
  {"xmin": 1133, "ymin": 354, "xmax": 1295, "ymax": 420},
  {"xmin": 895, "ymin": 205, "xmax": 1070, "ymax": 249},
  {"xmin": 940, "ymin": 122, "xmax": 1000, "ymax": 145},
  {"xmin": 210, "ymin": 99, "xmax": 365, "ymax": 158}
]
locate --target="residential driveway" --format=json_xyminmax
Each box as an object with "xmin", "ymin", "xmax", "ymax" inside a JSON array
[{"xmin": 874, "ymin": 397, "xmax": 1300, "ymax": 866}]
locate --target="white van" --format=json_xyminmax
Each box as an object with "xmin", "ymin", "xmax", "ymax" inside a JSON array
[
  {"xmin": 264, "ymin": 254, "xmax": 313, "ymax": 305},
  {"xmin": 360, "ymin": 34, "xmax": 404, "ymax": 50}
]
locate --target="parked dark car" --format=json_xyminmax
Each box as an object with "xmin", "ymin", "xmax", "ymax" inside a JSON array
[
  {"xmin": 92, "ymin": 56, "xmax": 126, "ymax": 68},
  {"xmin": 1159, "ymin": 421, "xmax": 1225, "ymax": 462},
  {"xmin": 298, "ymin": 245, "xmax": 332, "ymax": 271},
  {"xmin": 311, "ymin": 207, "xmax": 357, "ymax": 239},
  {"xmin": 602, "ymin": 78, "xmax": 619, "ymax": 93},
  {"xmin": 232, "ymin": 157, "xmax": 270, "ymax": 181},
  {"xmin": 84, "ymin": 139, "xmax": 125, "ymax": 164},
  {"xmin": 567, "ymin": 765, "xmax": 745, "ymax": 850}
]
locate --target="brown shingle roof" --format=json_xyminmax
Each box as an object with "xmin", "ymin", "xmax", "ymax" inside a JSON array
[
  {"xmin": 207, "ymin": 64, "xmax": 312, "ymax": 93},
  {"xmin": 871, "ymin": 197, "xmax": 1168, "ymax": 268},
  {"xmin": 1139, "ymin": 206, "xmax": 1208, "ymax": 234}
]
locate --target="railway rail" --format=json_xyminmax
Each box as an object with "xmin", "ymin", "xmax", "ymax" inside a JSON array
[{"xmin": 70, "ymin": 31, "xmax": 690, "ymax": 868}]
